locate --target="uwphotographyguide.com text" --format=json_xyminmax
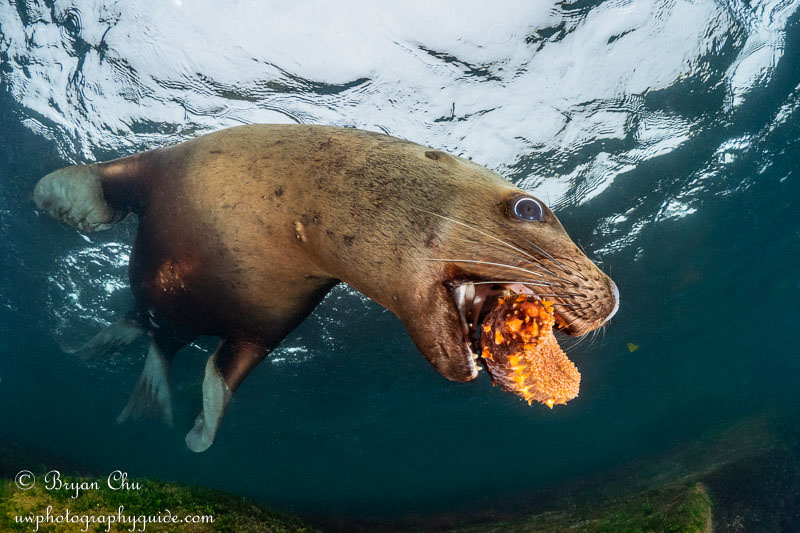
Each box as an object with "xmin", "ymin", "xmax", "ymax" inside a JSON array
[
  {"xmin": 14, "ymin": 505, "xmax": 214, "ymax": 532},
  {"xmin": 9, "ymin": 469, "xmax": 215, "ymax": 532}
]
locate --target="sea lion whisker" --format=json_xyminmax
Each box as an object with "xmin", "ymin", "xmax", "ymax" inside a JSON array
[
  {"xmin": 455, "ymin": 280, "xmax": 558, "ymax": 288},
  {"xmin": 564, "ymin": 334, "xmax": 590, "ymax": 350},
  {"xmin": 486, "ymin": 241, "xmax": 568, "ymax": 281},
  {"xmin": 585, "ymin": 327, "xmax": 602, "ymax": 349},
  {"xmin": 562, "ymin": 322, "xmax": 600, "ymax": 348},
  {"xmin": 556, "ymin": 253, "xmax": 590, "ymax": 282},
  {"xmin": 424, "ymin": 258, "xmax": 549, "ymax": 279},
  {"xmin": 567, "ymin": 307, "xmax": 594, "ymax": 315},
  {"xmin": 532, "ymin": 293, "xmax": 585, "ymax": 300},
  {"xmin": 553, "ymin": 302, "xmax": 591, "ymax": 309},
  {"xmin": 416, "ymin": 209, "xmax": 529, "ymax": 255},
  {"xmin": 417, "ymin": 208, "xmax": 567, "ymax": 280},
  {"xmin": 519, "ymin": 237, "xmax": 576, "ymax": 277},
  {"xmin": 447, "ymin": 237, "xmax": 576, "ymax": 285},
  {"xmin": 442, "ymin": 216, "xmax": 584, "ymax": 288},
  {"xmin": 439, "ymin": 222, "xmax": 579, "ymax": 286},
  {"xmin": 530, "ymin": 291, "xmax": 586, "ymax": 299}
]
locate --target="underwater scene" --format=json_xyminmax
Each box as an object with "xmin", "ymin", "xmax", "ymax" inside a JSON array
[{"xmin": 1, "ymin": 1, "xmax": 799, "ymax": 532}]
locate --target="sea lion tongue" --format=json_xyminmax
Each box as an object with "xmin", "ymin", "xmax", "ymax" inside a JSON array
[{"xmin": 478, "ymin": 294, "xmax": 580, "ymax": 408}]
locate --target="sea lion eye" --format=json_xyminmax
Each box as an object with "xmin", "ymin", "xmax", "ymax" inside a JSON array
[{"xmin": 511, "ymin": 197, "xmax": 543, "ymax": 221}]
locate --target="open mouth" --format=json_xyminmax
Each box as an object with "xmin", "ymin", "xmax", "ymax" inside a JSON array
[
  {"xmin": 450, "ymin": 280, "xmax": 557, "ymax": 353},
  {"xmin": 449, "ymin": 280, "xmax": 581, "ymax": 408}
]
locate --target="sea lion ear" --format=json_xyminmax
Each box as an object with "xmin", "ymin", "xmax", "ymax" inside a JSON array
[{"xmin": 402, "ymin": 285, "xmax": 478, "ymax": 382}]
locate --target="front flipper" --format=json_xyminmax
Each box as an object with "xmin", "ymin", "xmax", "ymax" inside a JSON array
[
  {"xmin": 34, "ymin": 164, "xmax": 127, "ymax": 232},
  {"xmin": 403, "ymin": 284, "xmax": 478, "ymax": 382},
  {"xmin": 185, "ymin": 340, "xmax": 268, "ymax": 453}
]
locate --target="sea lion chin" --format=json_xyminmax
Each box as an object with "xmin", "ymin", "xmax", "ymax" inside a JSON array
[{"xmin": 34, "ymin": 124, "xmax": 618, "ymax": 452}]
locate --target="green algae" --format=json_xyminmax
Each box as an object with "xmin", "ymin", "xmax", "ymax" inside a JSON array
[
  {"xmin": 439, "ymin": 415, "xmax": 795, "ymax": 533},
  {"xmin": 0, "ymin": 470, "xmax": 713, "ymax": 533},
  {"xmin": 0, "ymin": 468, "xmax": 318, "ymax": 533},
  {"xmin": 4, "ymin": 415, "xmax": 796, "ymax": 532},
  {"xmin": 0, "ymin": 439, "xmax": 318, "ymax": 532},
  {"xmin": 445, "ymin": 482, "xmax": 711, "ymax": 533},
  {"xmin": 0, "ymin": 475, "xmax": 319, "ymax": 533},
  {"xmin": 0, "ymin": 476, "xmax": 319, "ymax": 533}
]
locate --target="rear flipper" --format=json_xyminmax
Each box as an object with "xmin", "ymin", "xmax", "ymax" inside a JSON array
[
  {"xmin": 63, "ymin": 317, "xmax": 176, "ymax": 426},
  {"xmin": 185, "ymin": 340, "xmax": 268, "ymax": 453},
  {"xmin": 117, "ymin": 341, "xmax": 175, "ymax": 427},
  {"xmin": 63, "ymin": 317, "xmax": 145, "ymax": 359},
  {"xmin": 34, "ymin": 164, "xmax": 127, "ymax": 232}
]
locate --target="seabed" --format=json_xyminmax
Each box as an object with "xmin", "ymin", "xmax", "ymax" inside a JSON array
[{"xmin": 2, "ymin": 414, "xmax": 796, "ymax": 532}]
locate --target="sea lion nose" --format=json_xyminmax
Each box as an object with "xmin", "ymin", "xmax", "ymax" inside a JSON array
[{"xmin": 603, "ymin": 280, "xmax": 620, "ymax": 324}]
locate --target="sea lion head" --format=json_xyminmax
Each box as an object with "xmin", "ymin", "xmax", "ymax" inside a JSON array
[
  {"xmin": 285, "ymin": 132, "xmax": 617, "ymax": 386},
  {"xmin": 382, "ymin": 153, "xmax": 619, "ymax": 384}
]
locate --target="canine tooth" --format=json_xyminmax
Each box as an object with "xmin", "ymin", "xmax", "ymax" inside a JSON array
[
  {"xmin": 454, "ymin": 284, "xmax": 466, "ymax": 311},
  {"xmin": 453, "ymin": 285, "xmax": 468, "ymax": 334},
  {"xmin": 471, "ymin": 292, "xmax": 484, "ymax": 326},
  {"xmin": 465, "ymin": 282, "xmax": 475, "ymax": 307}
]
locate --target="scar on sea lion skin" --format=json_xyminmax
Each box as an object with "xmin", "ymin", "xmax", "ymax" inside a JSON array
[{"xmin": 33, "ymin": 124, "xmax": 619, "ymax": 452}]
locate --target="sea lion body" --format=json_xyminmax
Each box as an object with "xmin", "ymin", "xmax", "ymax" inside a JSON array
[
  {"xmin": 113, "ymin": 126, "xmax": 510, "ymax": 345},
  {"xmin": 34, "ymin": 124, "xmax": 618, "ymax": 451}
]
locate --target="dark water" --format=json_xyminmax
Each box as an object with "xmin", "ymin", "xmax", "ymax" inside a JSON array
[{"xmin": 1, "ymin": 0, "xmax": 799, "ymax": 527}]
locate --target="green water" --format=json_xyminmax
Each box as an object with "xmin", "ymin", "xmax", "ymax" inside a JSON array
[{"xmin": 1, "ymin": 1, "xmax": 799, "ymax": 529}]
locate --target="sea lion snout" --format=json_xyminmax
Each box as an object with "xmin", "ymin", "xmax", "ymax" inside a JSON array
[
  {"xmin": 606, "ymin": 279, "xmax": 620, "ymax": 323},
  {"xmin": 404, "ymin": 183, "xmax": 617, "ymax": 387}
]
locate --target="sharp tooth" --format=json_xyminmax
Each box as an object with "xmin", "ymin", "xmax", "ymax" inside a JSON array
[
  {"xmin": 466, "ymin": 343, "xmax": 480, "ymax": 370},
  {"xmin": 464, "ymin": 282, "xmax": 476, "ymax": 327},
  {"xmin": 453, "ymin": 284, "xmax": 468, "ymax": 334},
  {"xmin": 471, "ymin": 292, "xmax": 484, "ymax": 327},
  {"xmin": 454, "ymin": 284, "xmax": 466, "ymax": 310},
  {"xmin": 465, "ymin": 282, "xmax": 475, "ymax": 308}
]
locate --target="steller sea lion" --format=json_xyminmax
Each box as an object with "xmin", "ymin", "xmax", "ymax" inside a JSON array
[{"xmin": 33, "ymin": 124, "xmax": 618, "ymax": 452}]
